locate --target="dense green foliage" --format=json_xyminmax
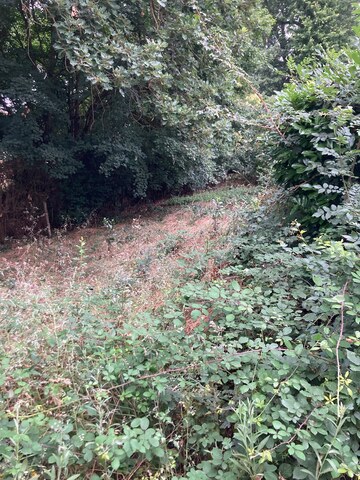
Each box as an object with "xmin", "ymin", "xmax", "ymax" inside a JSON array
[
  {"xmin": 1, "ymin": 0, "xmax": 356, "ymax": 239},
  {"xmin": 1, "ymin": 192, "xmax": 359, "ymax": 479},
  {"xmin": 1, "ymin": 2, "xmax": 360, "ymax": 479},
  {"xmin": 269, "ymin": 48, "xmax": 360, "ymax": 234},
  {"xmin": 262, "ymin": 0, "xmax": 356, "ymax": 91},
  {"xmin": 0, "ymin": 0, "xmax": 272, "ymax": 237}
]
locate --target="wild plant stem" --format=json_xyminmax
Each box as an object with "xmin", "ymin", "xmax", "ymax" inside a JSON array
[{"xmin": 336, "ymin": 281, "xmax": 348, "ymax": 418}]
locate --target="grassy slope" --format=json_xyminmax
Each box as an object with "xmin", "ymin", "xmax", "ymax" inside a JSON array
[
  {"xmin": 0, "ymin": 184, "xmax": 258, "ymax": 363},
  {"xmin": 1, "ymin": 183, "xmax": 359, "ymax": 480}
]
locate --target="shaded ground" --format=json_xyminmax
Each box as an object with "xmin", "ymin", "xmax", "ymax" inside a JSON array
[{"xmin": 0, "ymin": 185, "xmax": 260, "ymax": 349}]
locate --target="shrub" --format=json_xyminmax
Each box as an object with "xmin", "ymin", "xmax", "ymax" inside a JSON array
[{"xmin": 270, "ymin": 49, "xmax": 360, "ymax": 234}]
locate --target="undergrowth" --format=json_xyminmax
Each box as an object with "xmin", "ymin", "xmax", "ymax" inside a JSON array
[
  {"xmin": 0, "ymin": 189, "xmax": 359, "ymax": 480},
  {"xmin": 163, "ymin": 185, "xmax": 256, "ymax": 206}
]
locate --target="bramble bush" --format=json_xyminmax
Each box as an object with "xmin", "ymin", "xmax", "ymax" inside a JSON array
[{"xmin": 0, "ymin": 195, "xmax": 359, "ymax": 479}]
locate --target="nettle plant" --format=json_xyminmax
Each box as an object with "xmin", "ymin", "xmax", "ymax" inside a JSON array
[{"xmin": 271, "ymin": 48, "xmax": 360, "ymax": 234}]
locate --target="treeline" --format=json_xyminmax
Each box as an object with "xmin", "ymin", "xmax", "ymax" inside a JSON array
[{"xmin": 0, "ymin": 0, "xmax": 356, "ymax": 239}]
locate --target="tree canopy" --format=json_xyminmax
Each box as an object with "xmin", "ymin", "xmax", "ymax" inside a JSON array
[
  {"xmin": 0, "ymin": 0, "xmax": 357, "ymax": 237},
  {"xmin": 262, "ymin": 0, "xmax": 356, "ymax": 90}
]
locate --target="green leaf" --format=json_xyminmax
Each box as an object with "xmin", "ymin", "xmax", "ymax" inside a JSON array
[
  {"xmin": 347, "ymin": 350, "xmax": 360, "ymax": 365},
  {"xmin": 272, "ymin": 420, "xmax": 284, "ymax": 430},
  {"xmin": 313, "ymin": 275, "xmax": 323, "ymax": 286},
  {"xmin": 149, "ymin": 436, "xmax": 160, "ymax": 447},
  {"xmin": 209, "ymin": 287, "xmax": 220, "ymax": 299},
  {"xmin": 154, "ymin": 447, "xmax": 165, "ymax": 457},
  {"xmin": 84, "ymin": 449, "xmax": 93, "ymax": 462},
  {"xmin": 294, "ymin": 450, "xmax": 306, "ymax": 461},
  {"xmin": 211, "ymin": 448, "xmax": 223, "ymax": 466},
  {"xmin": 131, "ymin": 418, "xmax": 141, "ymax": 428},
  {"xmin": 140, "ymin": 417, "xmax": 150, "ymax": 430},
  {"xmin": 191, "ymin": 310, "xmax": 202, "ymax": 320}
]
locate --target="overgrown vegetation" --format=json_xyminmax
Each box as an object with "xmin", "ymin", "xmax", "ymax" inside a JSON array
[
  {"xmin": 1, "ymin": 185, "xmax": 359, "ymax": 479},
  {"xmin": 0, "ymin": 0, "xmax": 273, "ymax": 237},
  {"xmin": 1, "ymin": 1, "xmax": 360, "ymax": 479},
  {"xmin": 262, "ymin": 0, "xmax": 356, "ymax": 91},
  {"xmin": 270, "ymin": 48, "xmax": 360, "ymax": 234},
  {"xmin": 0, "ymin": 0, "xmax": 356, "ymax": 238}
]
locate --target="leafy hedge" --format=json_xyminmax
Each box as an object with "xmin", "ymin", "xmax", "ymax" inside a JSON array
[{"xmin": 271, "ymin": 49, "xmax": 360, "ymax": 234}]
